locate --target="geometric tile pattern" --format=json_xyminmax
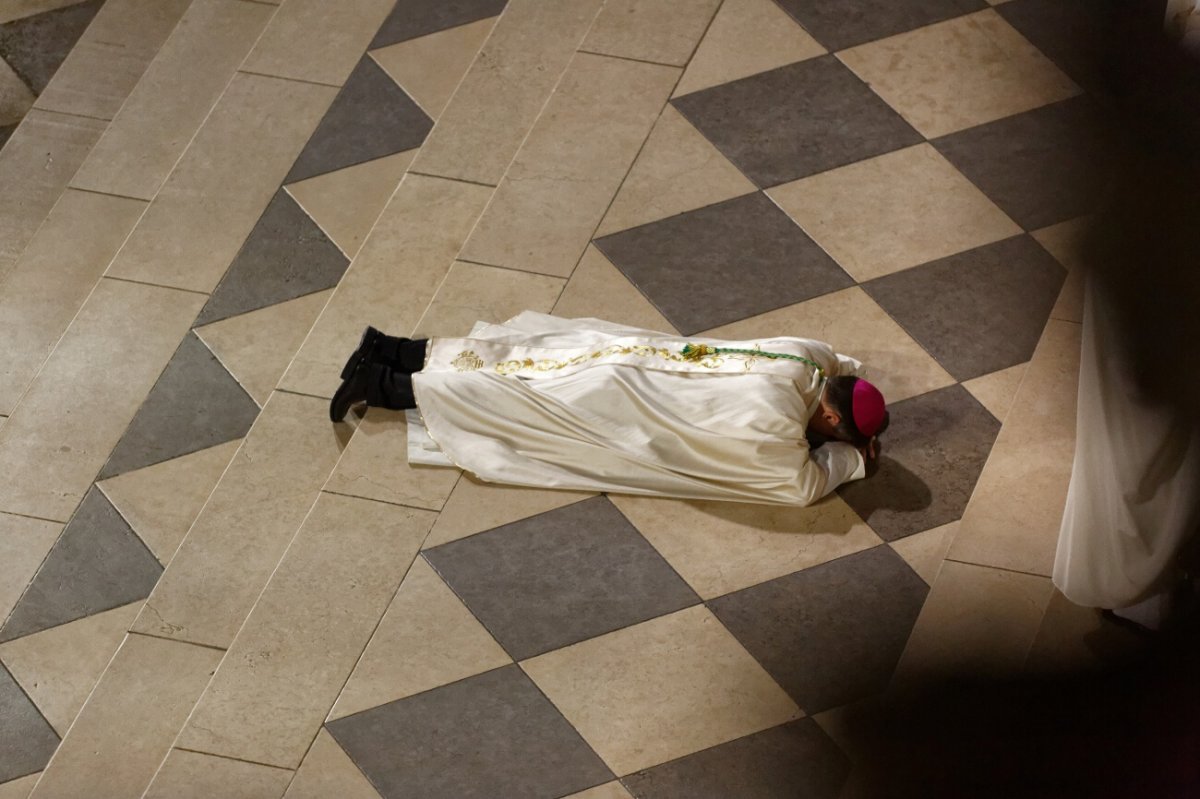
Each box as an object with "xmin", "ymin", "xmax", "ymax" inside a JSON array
[
  {"xmin": 0, "ymin": 663, "xmax": 59, "ymax": 783},
  {"xmin": 0, "ymin": 0, "xmax": 100, "ymax": 94},
  {"xmin": 369, "ymin": 0, "xmax": 508, "ymax": 49},
  {"xmin": 996, "ymin": 0, "xmax": 1123, "ymax": 93},
  {"xmin": 773, "ymin": 0, "xmax": 986, "ymax": 51}
]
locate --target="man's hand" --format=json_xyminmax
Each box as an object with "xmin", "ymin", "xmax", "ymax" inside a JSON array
[{"xmin": 858, "ymin": 436, "xmax": 879, "ymax": 462}]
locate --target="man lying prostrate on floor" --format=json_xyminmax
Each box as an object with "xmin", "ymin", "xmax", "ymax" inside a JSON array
[{"xmin": 328, "ymin": 312, "xmax": 888, "ymax": 507}]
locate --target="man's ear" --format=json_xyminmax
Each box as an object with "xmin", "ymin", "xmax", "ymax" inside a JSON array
[{"xmin": 824, "ymin": 409, "xmax": 841, "ymax": 426}]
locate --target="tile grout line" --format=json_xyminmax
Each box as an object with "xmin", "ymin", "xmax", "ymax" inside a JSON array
[
  {"xmin": 576, "ymin": 48, "xmax": 683, "ymax": 69},
  {"xmin": 127, "ymin": 629, "xmax": 229, "ymax": 653},
  {"xmin": 171, "ymin": 746, "xmax": 295, "ymax": 773},
  {"xmin": 27, "ymin": 105, "xmax": 113, "ymax": 124},
  {"xmin": 405, "ymin": 169, "xmax": 497, "ymax": 188},
  {"xmin": 66, "ymin": 185, "xmax": 152, "ymax": 204},
  {"xmin": 100, "ymin": 274, "xmax": 211, "ymax": 297},
  {"xmin": 455, "ymin": 257, "xmax": 573, "ymax": 282},
  {"xmin": 235, "ymin": 68, "xmax": 343, "ymax": 89}
]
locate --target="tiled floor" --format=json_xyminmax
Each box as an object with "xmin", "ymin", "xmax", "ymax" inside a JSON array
[{"xmin": 0, "ymin": 0, "xmax": 1150, "ymax": 796}]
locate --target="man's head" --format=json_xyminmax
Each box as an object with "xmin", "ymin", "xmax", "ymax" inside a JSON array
[{"xmin": 808, "ymin": 376, "xmax": 889, "ymax": 447}]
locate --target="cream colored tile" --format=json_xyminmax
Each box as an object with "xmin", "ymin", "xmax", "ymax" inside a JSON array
[
  {"xmin": 285, "ymin": 152, "xmax": 415, "ymax": 259},
  {"xmin": 0, "ymin": 602, "xmax": 140, "ymax": 736},
  {"xmin": 552, "ymin": 246, "xmax": 678, "ymax": 333},
  {"xmin": 177, "ymin": 493, "xmax": 432, "ymax": 767},
  {"xmin": 893, "ymin": 560, "xmax": 1053, "ymax": 684},
  {"xmin": 195, "ymin": 290, "xmax": 333, "ymax": 407},
  {"xmin": 612, "ymin": 494, "xmax": 881, "ymax": 599},
  {"xmin": 144, "ymin": 750, "xmax": 292, "ymax": 799},
  {"xmin": 70, "ymin": 0, "xmax": 277, "ymax": 200},
  {"xmin": 0, "ymin": 0, "xmax": 91, "ymax": 24},
  {"xmin": 595, "ymin": 106, "xmax": 755, "ymax": 238},
  {"xmin": 411, "ymin": 0, "xmax": 605, "ymax": 184},
  {"xmin": 281, "ymin": 174, "xmax": 493, "ymax": 399},
  {"xmin": 673, "ymin": 0, "xmax": 825, "ymax": 97},
  {"xmin": 0, "ymin": 773, "xmax": 39, "ymax": 799},
  {"xmin": 461, "ymin": 53, "xmax": 678, "ymax": 277},
  {"xmin": 241, "ymin": 0, "xmax": 397, "ymax": 87},
  {"xmin": 962, "ymin": 362, "xmax": 1028, "ymax": 423},
  {"xmin": 27, "ymin": 634, "xmax": 221, "ymax": 799},
  {"xmin": 131, "ymin": 392, "xmax": 351, "ymax": 649},
  {"xmin": 948, "ymin": 320, "xmax": 1081, "ymax": 576},
  {"xmin": 1024, "ymin": 590, "xmax": 1144, "ymax": 674},
  {"xmin": 0, "ymin": 513, "xmax": 62, "ymax": 625},
  {"xmin": 0, "ymin": 110, "xmax": 106, "ymax": 283},
  {"xmin": 703, "ymin": 287, "xmax": 956, "ymax": 404},
  {"xmin": 1033, "ymin": 218, "xmax": 1090, "ymax": 324},
  {"xmin": 416, "ymin": 261, "xmax": 564, "ymax": 337},
  {"xmin": 284, "ymin": 730, "xmax": 381, "ymax": 799},
  {"xmin": 330, "ymin": 557, "xmax": 510, "ymax": 719},
  {"xmin": 33, "ymin": 0, "xmax": 191, "ymax": 121},
  {"xmin": 522, "ymin": 605, "xmax": 801, "ymax": 775},
  {"xmin": 767, "ymin": 144, "xmax": 1021, "ymax": 282},
  {"xmin": 582, "ymin": 0, "xmax": 721, "ymax": 66},
  {"xmin": 0, "ymin": 58, "xmax": 34, "ymax": 127},
  {"xmin": 889, "ymin": 521, "xmax": 956, "ymax": 585},
  {"xmin": 563, "ymin": 783, "xmax": 635, "ymax": 799},
  {"xmin": 370, "ymin": 17, "xmax": 497, "ymax": 119},
  {"xmin": 105, "ymin": 72, "xmax": 336, "ymax": 293},
  {"xmin": 0, "ymin": 189, "xmax": 146, "ymax": 415},
  {"xmin": 0, "ymin": 279, "xmax": 204, "ymax": 522},
  {"xmin": 97, "ymin": 440, "xmax": 241, "ymax": 565},
  {"xmin": 425, "ymin": 475, "xmax": 594, "ymax": 548},
  {"xmin": 838, "ymin": 10, "xmax": 1079, "ymax": 139}
]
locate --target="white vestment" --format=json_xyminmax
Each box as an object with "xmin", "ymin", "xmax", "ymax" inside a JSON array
[{"xmin": 406, "ymin": 311, "xmax": 866, "ymax": 506}]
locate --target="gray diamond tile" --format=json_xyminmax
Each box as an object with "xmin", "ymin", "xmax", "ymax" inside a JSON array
[
  {"xmin": 0, "ymin": 488, "xmax": 161, "ymax": 643},
  {"xmin": 594, "ymin": 192, "xmax": 853, "ymax": 335},
  {"xmin": 327, "ymin": 664, "xmax": 612, "ymax": 799},
  {"xmin": 424, "ymin": 496, "xmax": 699, "ymax": 660},
  {"xmin": 997, "ymin": 0, "xmax": 1122, "ymax": 94},
  {"xmin": 0, "ymin": 0, "xmax": 102, "ymax": 94},
  {"xmin": 863, "ymin": 235, "xmax": 1065, "ymax": 382},
  {"xmin": 708, "ymin": 546, "xmax": 928, "ymax": 714},
  {"xmin": 773, "ymin": 0, "xmax": 986, "ymax": 52},
  {"xmin": 369, "ymin": 0, "xmax": 508, "ymax": 48},
  {"xmin": 0, "ymin": 664, "xmax": 58, "ymax": 783},
  {"xmin": 671, "ymin": 56, "xmax": 922, "ymax": 187},
  {"xmin": 623, "ymin": 719, "xmax": 850, "ymax": 799},
  {"xmin": 0, "ymin": 123, "xmax": 15, "ymax": 151},
  {"xmin": 837, "ymin": 385, "xmax": 1001, "ymax": 541}
]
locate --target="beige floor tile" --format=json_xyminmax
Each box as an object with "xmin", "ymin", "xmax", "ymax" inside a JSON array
[
  {"xmin": 0, "ymin": 0, "xmax": 91, "ymax": 24},
  {"xmin": 370, "ymin": 17, "xmax": 497, "ymax": 120},
  {"xmin": 947, "ymin": 320, "xmax": 1080, "ymax": 576},
  {"xmin": 177, "ymin": 493, "xmax": 432, "ymax": 768},
  {"xmin": 838, "ymin": 10, "xmax": 1079, "ymax": 139},
  {"xmin": 97, "ymin": 440, "xmax": 241, "ymax": 565},
  {"xmin": 563, "ymin": 783, "xmax": 635, "ymax": 799},
  {"xmin": 0, "ymin": 601, "xmax": 140, "ymax": 736},
  {"xmin": 582, "ymin": 0, "xmax": 720, "ymax": 66},
  {"xmin": 415, "ymin": 261, "xmax": 564, "ymax": 337},
  {"xmin": 522, "ymin": 605, "xmax": 801, "ymax": 775},
  {"xmin": 673, "ymin": 0, "xmax": 825, "ymax": 97},
  {"xmin": 33, "ymin": 0, "xmax": 191, "ymax": 121},
  {"xmin": 242, "ymin": 0, "xmax": 399, "ymax": 87},
  {"xmin": 0, "ymin": 513, "xmax": 62, "ymax": 626},
  {"xmin": 284, "ymin": 730, "xmax": 381, "ymax": 799},
  {"xmin": 961, "ymin": 361, "xmax": 1028, "ymax": 423},
  {"xmin": 284, "ymin": 151, "xmax": 415, "ymax": 259},
  {"xmin": 892, "ymin": 560, "xmax": 1053, "ymax": 684},
  {"xmin": 461, "ymin": 53, "xmax": 678, "ymax": 277},
  {"xmin": 0, "ymin": 58, "xmax": 34, "ymax": 127},
  {"xmin": 767, "ymin": 144, "xmax": 1021, "ymax": 282},
  {"xmin": 1024, "ymin": 590, "xmax": 1144, "ymax": 674},
  {"xmin": 0, "ymin": 189, "xmax": 146, "ymax": 416},
  {"xmin": 27, "ymin": 634, "xmax": 222, "ymax": 799},
  {"xmin": 0, "ymin": 773, "xmax": 39, "ymax": 799},
  {"xmin": 280, "ymin": 174, "xmax": 492, "ymax": 399},
  {"xmin": 131, "ymin": 392, "xmax": 351, "ymax": 649},
  {"xmin": 70, "ymin": 0, "xmax": 276, "ymax": 200},
  {"xmin": 1033, "ymin": 218, "xmax": 1089, "ymax": 324},
  {"xmin": 411, "ymin": 0, "xmax": 605, "ymax": 185},
  {"xmin": 105, "ymin": 72, "xmax": 336, "ymax": 293},
  {"xmin": 889, "ymin": 521, "xmax": 956, "ymax": 585},
  {"xmin": 552, "ymin": 246, "xmax": 678, "ymax": 333},
  {"xmin": 195, "ymin": 290, "xmax": 333, "ymax": 407},
  {"xmin": 0, "ymin": 279, "xmax": 204, "ymax": 522},
  {"xmin": 0, "ymin": 110, "xmax": 106, "ymax": 283},
  {"xmin": 703, "ymin": 287, "xmax": 956, "ymax": 404},
  {"xmin": 611, "ymin": 494, "xmax": 882, "ymax": 599},
  {"xmin": 595, "ymin": 106, "xmax": 755, "ymax": 238},
  {"xmin": 329, "ymin": 557, "xmax": 511, "ymax": 720},
  {"xmin": 424, "ymin": 474, "xmax": 594, "ymax": 548},
  {"xmin": 144, "ymin": 750, "xmax": 292, "ymax": 799}
]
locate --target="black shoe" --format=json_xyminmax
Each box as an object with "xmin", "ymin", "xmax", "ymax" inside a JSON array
[
  {"xmin": 340, "ymin": 326, "xmax": 383, "ymax": 381},
  {"xmin": 330, "ymin": 360, "xmax": 372, "ymax": 422}
]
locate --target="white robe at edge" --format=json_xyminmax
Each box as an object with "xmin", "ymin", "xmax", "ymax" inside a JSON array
[{"xmin": 406, "ymin": 312, "xmax": 866, "ymax": 506}]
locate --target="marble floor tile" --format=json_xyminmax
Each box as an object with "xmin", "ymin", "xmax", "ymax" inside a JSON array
[
  {"xmin": 329, "ymin": 557, "xmax": 511, "ymax": 720},
  {"xmin": 423, "ymin": 475, "xmax": 594, "ymax": 549},
  {"xmin": 370, "ymin": 17, "xmax": 497, "ymax": 121},
  {"xmin": 610, "ymin": 494, "xmax": 881, "ymax": 599},
  {"xmin": 622, "ymin": 719, "xmax": 849, "ymax": 799},
  {"xmin": 523, "ymin": 605, "xmax": 801, "ymax": 775},
  {"xmin": 425, "ymin": 497, "xmax": 699, "ymax": 660},
  {"xmin": 0, "ymin": 513, "xmax": 61, "ymax": 626},
  {"xmin": 889, "ymin": 521, "xmax": 957, "ymax": 585},
  {"xmin": 838, "ymin": 10, "xmax": 1079, "ymax": 139},
  {"xmin": 0, "ymin": 665, "xmax": 57, "ymax": 785},
  {"xmin": 582, "ymin": 0, "xmax": 720, "ymax": 67},
  {"xmin": 1024, "ymin": 590, "xmax": 1144, "ymax": 674},
  {"xmin": 0, "ymin": 56, "xmax": 34, "ymax": 127},
  {"xmin": 961, "ymin": 361, "xmax": 1028, "ymax": 423},
  {"xmin": 997, "ymin": 0, "xmax": 1122, "ymax": 93},
  {"xmin": 863, "ymin": 236, "xmax": 1065, "ymax": 381},
  {"xmin": 461, "ymin": 53, "xmax": 677, "ymax": 278},
  {"xmin": 97, "ymin": 333, "xmax": 259, "ymax": 480},
  {"xmin": 596, "ymin": 193, "xmax": 852, "ymax": 335},
  {"xmin": 710, "ymin": 546, "xmax": 928, "ymax": 714},
  {"xmin": 773, "ymin": 0, "xmax": 986, "ymax": 51},
  {"xmin": 1033, "ymin": 217, "xmax": 1089, "ymax": 324},
  {"xmin": 0, "ymin": 0, "xmax": 99, "ymax": 94},
  {"xmin": 0, "ymin": 773, "xmax": 38, "ymax": 799},
  {"xmin": 836, "ymin": 385, "xmax": 1001, "ymax": 541},
  {"xmin": 369, "ymin": 0, "xmax": 507, "ymax": 48},
  {"xmin": 415, "ymin": 261, "xmax": 563, "ymax": 337},
  {"xmin": 551, "ymin": 246, "xmax": 678, "ymax": 334},
  {"xmin": 329, "ymin": 664, "xmax": 613, "ymax": 799},
  {"xmin": 143, "ymin": 750, "xmax": 292, "ymax": 799},
  {"xmin": 0, "ymin": 0, "xmax": 93, "ymax": 26},
  {"xmin": 565, "ymin": 783, "xmax": 633, "ymax": 799},
  {"xmin": 767, "ymin": 144, "xmax": 1021, "ymax": 282},
  {"xmin": 673, "ymin": 57, "xmax": 921, "ymax": 188},
  {"xmin": 284, "ymin": 730, "xmax": 382, "ymax": 799}
]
